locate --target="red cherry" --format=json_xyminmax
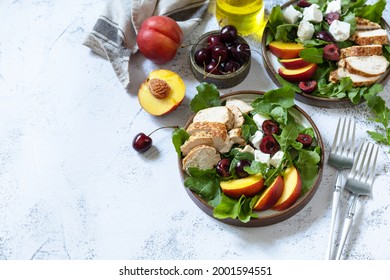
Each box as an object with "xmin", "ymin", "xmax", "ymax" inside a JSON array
[
  {"xmin": 132, "ymin": 126, "xmax": 178, "ymax": 153},
  {"xmin": 259, "ymin": 135, "xmax": 280, "ymax": 155},
  {"xmin": 216, "ymin": 158, "xmax": 231, "ymax": 177},
  {"xmin": 297, "ymin": 0, "xmax": 311, "ymax": 7},
  {"xmin": 323, "ymin": 44, "xmax": 340, "ymax": 61},
  {"xmin": 133, "ymin": 133, "xmax": 152, "ymax": 152},
  {"xmin": 296, "ymin": 134, "xmax": 313, "ymax": 148},
  {"xmin": 299, "ymin": 80, "xmax": 317, "ymax": 93},
  {"xmin": 262, "ymin": 120, "xmax": 280, "ymax": 135}
]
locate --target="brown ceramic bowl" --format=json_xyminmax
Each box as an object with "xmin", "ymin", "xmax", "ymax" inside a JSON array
[
  {"xmin": 178, "ymin": 91, "xmax": 324, "ymax": 227},
  {"xmin": 261, "ymin": 0, "xmax": 390, "ymax": 108},
  {"xmin": 189, "ymin": 31, "xmax": 251, "ymax": 89}
]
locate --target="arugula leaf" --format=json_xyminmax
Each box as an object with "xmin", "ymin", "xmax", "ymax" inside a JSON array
[
  {"xmin": 344, "ymin": 0, "xmax": 366, "ymax": 13},
  {"xmin": 354, "ymin": 0, "xmax": 386, "ymax": 23},
  {"xmin": 190, "ymin": 83, "xmax": 221, "ymax": 113},
  {"xmin": 251, "ymin": 87, "xmax": 295, "ymax": 126},
  {"xmin": 241, "ymin": 114, "xmax": 258, "ymax": 141},
  {"xmin": 383, "ymin": 46, "xmax": 390, "ymax": 61},
  {"xmin": 184, "ymin": 168, "xmax": 221, "ymax": 207},
  {"xmin": 229, "ymin": 149, "xmax": 254, "ymax": 178},
  {"xmin": 310, "ymin": 0, "xmax": 327, "ymax": 10},
  {"xmin": 299, "ymin": 48, "xmax": 324, "ymax": 64},
  {"xmin": 275, "ymin": 24, "xmax": 298, "ymax": 42},
  {"xmin": 274, "ymin": 124, "xmax": 302, "ymax": 153},
  {"xmin": 275, "ymin": 74, "xmax": 302, "ymax": 93},
  {"xmin": 362, "ymin": 85, "xmax": 390, "ymax": 150},
  {"xmin": 342, "ymin": 12, "xmax": 357, "ymax": 35},
  {"xmin": 295, "ymin": 148, "xmax": 321, "ymax": 193},
  {"xmin": 262, "ymin": 87, "xmax": 295, "ymax": 108},
  {"xmin": 300, "ymin": 39, "xmax": 329, "ymax": 47},
  {"xmin": 213, "ymin": 194, "xmax": 258, "ymax": 222},
  {"xmin": 172, "ymin": 128, "xmax": 189, "ymax": 156},
  {"xmin": 367, "ymin": 130, "xmax": 390, "ymax": 145},
  {"xmin": 266, "ymin": 5, "xmax": 285, "ymax": 43}
]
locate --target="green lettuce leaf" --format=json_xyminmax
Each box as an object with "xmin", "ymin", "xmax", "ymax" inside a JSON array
[
  {"xmin": 190, "ymin": 82, "xmax": 221, "ymax": 113},
  {"xmin": 213, "ymin": 194, "xmax": 258, "ymax": 222},
  {"xmin": 184, "ymin": 168, "xmax": 221, "ymax": 207},
  {"xmin": 353, "ymin": 0, "xmax": 386, "ymax": 23},
  {"xmin": 172, "ymin": 128, "xmax": 189, "ymax": 156}
]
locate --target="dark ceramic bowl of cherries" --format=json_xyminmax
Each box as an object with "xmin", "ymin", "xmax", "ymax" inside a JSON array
[{"xmin": 189, "ymin": 25, "xmax": 251, "ymax": 89}]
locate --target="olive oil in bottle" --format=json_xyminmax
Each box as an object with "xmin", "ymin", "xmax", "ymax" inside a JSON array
[{"xmin": 216, "ymin": 0, "xmax": 265, "ymax": 36}]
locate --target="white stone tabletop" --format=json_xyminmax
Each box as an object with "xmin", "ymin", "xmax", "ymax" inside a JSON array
[{"xmin": 0, "ymin": 0, "xmax": 389, "ymax": 260}]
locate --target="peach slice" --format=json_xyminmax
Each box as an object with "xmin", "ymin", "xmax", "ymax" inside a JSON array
[
  {"xmin": 268, "ymin": 41, "xmax": 304, "ymax": 59},
  {"xmin": 279, "ymin": 57, "xmax": 312, "ymax": 69},
  {"xmin": 253, "ymin": 175, "xmax": 284, "ymax": 211},
  {"xmin": 272, "ymin": 166, "xmax": 302, "ymax": 211},
  {"xmin": 138, "ymin": 69, "xmax": 185, "ymax": 116},
  {"xmin": 220, "ymin": 174, "xmax": 265, "ymax": 199},
  {"xmin": 278, "ymin": 63, "xmax": 317, "ymax": 83}
]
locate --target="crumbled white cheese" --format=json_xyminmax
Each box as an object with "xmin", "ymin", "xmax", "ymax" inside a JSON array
[
  {"xmin": 329, "ymin": 20, "xmax": 351, "ymax": 42},
  {"xmin": 325, "ymin": 0, "xmax": 341, "ymax": 14},
  {"xmin": 302, "ymin": 4, "xmax": 323, "ymax": 23},
  {"xmin": 254, "ymin": 150, "xmax": 271, "ymax": 165},
  {"xmin": 269, "ymin": 151, "xmax": 285, "ymax": 168},
  {"xmin": 241, "ymin": 145, "xmax": 255, "ymax": 154},
  {"xmin": 297, "ymin": 20, "xmax": 315, "ymax": 41},
  {"xmin": 252, "ymin": 114, "xmax": 269, "ymax": 130},
  {"xmin": 249, "ymin": 130, "xmax": 263, "ymax": 149},
  {"xmin": 283, "ymin": 5, "xmax": 302, "ymax": 24}
]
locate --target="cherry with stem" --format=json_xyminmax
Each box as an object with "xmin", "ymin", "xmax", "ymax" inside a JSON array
[{"xmin": 133, "ymin": 125, "xmax": 179, "ymax": 153}]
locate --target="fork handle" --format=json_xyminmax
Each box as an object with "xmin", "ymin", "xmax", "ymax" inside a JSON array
[
  {"xmin": 335, "ymin": 195, "xmax": 358, "ymax": 260},
  {"xmin": 325, "ymin": 172, "xmax": 343, "ymax": 260}
]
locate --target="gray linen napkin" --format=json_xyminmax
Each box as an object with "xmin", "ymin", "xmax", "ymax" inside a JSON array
[{"xmin": 83, "ymin": 0, "xmax": 210, "ymax": 88}]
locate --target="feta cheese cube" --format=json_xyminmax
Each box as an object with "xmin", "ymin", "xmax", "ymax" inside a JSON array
[
  {"xmin": 329, "ymin": 20, "xmax": 351, "ymax": 42},
  {"xmin": 241, "ymin": 144, "xmax": 255, "ymax": 154},
  {"xmin": 297, "ymin": 20, "xmax": 315, "ymax": 41},
  {"xmin": 325, "ymin": 0, "xmax": 341, "ymax": 14},
  {"xmin": 269, "ymin": 151, "xmax": 285, "ymax": 167},
  {"xmin": 252, "ymin": 114, "xmax": 269, "ymax": 130},
  {"xmin": 302, "ymin": 4, "xmax": 323, "ymax": 23},
  {"xmin": 254, "ymin": 150, "xmax": 270, "ymax": 165},
  {"xmin": 283, "ymin": 5, "xmax": 302, "ymax": 24},
  {"xmin": 249, "ymin": 130, "xmax": 263, "ymax": 149}
]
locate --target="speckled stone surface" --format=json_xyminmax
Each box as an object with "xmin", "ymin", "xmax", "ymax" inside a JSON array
[{"xmin": 0, "ymin": 0, "xmax": 389, "ymax": 260}]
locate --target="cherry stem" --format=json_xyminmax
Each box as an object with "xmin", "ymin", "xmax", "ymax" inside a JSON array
[
  {"xmin": 147, "ymin": 125, "xmax": 179, "ymax": 137},
  {"xmin": 203, "ymin": 56, "xmax": 221, "ymax": 79}
]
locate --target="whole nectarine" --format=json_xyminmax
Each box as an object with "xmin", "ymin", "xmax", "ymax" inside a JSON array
[{"xmin": 136, "ymin": 16, "xmax": 183, "ymax": 64}]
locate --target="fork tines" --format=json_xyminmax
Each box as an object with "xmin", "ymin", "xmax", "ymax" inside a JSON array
[
  {"xmin": 331, "ymin": 117, "xmax": 356, "ymax": 157},
  {"xmin": 348, "ymin": 142, "xmax": 379, "ymax": 188}
]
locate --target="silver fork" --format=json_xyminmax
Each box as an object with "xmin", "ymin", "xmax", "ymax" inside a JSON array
[
  {"xmin": 335, "ymin": 142, "xmax": 379, "ymax": 260},
  {"xmin": 325, "ymin": 117, "xmax": 355, "ymax": 260}
]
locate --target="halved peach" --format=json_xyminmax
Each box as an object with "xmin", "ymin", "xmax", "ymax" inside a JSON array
[
  {"xmin": 138, "ymin": 69, "xmax": 185, "ymax": 116},
  {"xmin": 253, "ymin": 175, "xmax": 284, "ymax": 211},
  {"xmin": 272, "ymin": 166, "xmax": 302, "ymax": 211},
  {"xmin": 220, "ymin": 174, "xmax": 265, "ymax": 199},
  {"xmin": 278, "ymin": 63, "xmax": 317, "ymax": 83},
  {"xmin": 279, "ymin": 57, "xmax": 312, "ymax": 69},
  {"xmin": 268, "ymin": 41, "xmax": 304, "ymax": 59}
]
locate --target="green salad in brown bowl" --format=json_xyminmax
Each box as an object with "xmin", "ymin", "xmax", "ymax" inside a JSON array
[
  {"xmin": 261, "ymin": 0, "xmax": 390, "ymax": 108},
  {"xmin": 172, "ymin": 83, "xmax": 324, "ymax": 227}
]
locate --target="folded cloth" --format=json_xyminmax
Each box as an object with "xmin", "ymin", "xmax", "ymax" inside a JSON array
[{"xmin": 83, "ymin": 0, "xmax": 210, "ymax": 88}]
